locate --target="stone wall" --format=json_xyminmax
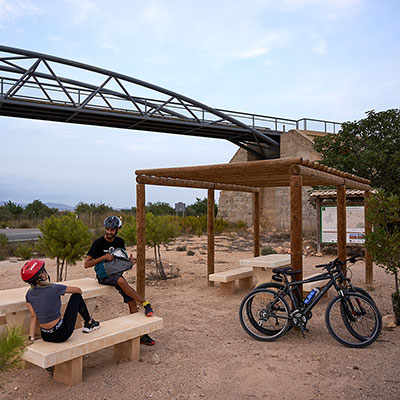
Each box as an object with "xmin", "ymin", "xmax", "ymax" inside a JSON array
[{"xmin": 217, "ymin": 129, "xmax": 325, "ymax": 235}]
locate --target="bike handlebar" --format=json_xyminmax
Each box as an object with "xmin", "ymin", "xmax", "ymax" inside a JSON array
[{"xmin": 315, "ymin": 255, "xmax": 363, "ymax": 270}]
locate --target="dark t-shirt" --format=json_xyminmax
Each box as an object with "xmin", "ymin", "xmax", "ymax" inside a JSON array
[
  {"xmin": 87, "ymin": 236, "xmax": 126, "ymax": 278},
  {"xmin": 87, "ymin": 236, "xmax": 126, "ymax": 260},
  {"xmin": 26, "ymin": 284, "xmax": 67, "ymax": 324}
]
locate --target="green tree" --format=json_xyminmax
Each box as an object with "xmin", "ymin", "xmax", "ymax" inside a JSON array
[
  {"xmin": 119, "ymin": 216, "xmax": 137, "ymax": 246},
  {"xmin": 75, "ymin": 202, "xmax": 113, "ymax": 215},
  {"xmin": 146, "ymin": 201, "xmax": 175, "ymax": 215},
  {"xmin": 313, "ymin": 109, "xmax": 400, "ymax": 196},
  {"xmin": 4, "ymin": 201, "xmax": 24, "ymax": 217},
  {"xmin": 364, "ymin": 191, "xmax": 400, "ymax": 324},
  {"xmin": 38, "ymin": 213, "xmax": 91, "ymax": 281},
  {"xmin": 0, "ymin": 206, "xmax": 12, "ymax": 223},
  {"xmin": 146, "ymin": 213, "xmax": 177, "ymax": 279},
  {"xmin": 25, "ymin": 199, "xmax": 56, "ymax": 219},
  {"xmin": 74, "ymin": 202, "xmax": 92, "ymax": 214},
  {"xmin": 186, "ymin": 197, "xmax": 218, "ymax": 217}
]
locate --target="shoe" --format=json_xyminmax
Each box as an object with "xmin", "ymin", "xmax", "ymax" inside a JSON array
[
  {"xmin": 144, "ymin": 303, "xmax": 153, "ymax": 317},
  {"xmin": 83, "ymin": 319, "xmax": 100, "ymax": 333},
  {"xmin": 140, "ymin": 334, "xmax": 155, "ymax": 346}
]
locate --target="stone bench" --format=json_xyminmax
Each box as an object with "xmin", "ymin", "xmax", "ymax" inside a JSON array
[
  {"xmin": 23, "ymin": 313, "xmax": 163, "ymax": 386},
  {"xmin": 0, "ymin": 278, "xmax": 114, "ymax": 333},
  {"xmin": 208, "ymin": 267, "xmax": 254, "ymax": 294},
  {"xmin": 240, "ymin": 254, "xmax": 292, "ymax": 285}
]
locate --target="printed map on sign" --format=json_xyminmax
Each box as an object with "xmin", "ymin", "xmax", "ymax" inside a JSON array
[{"xmin": 321, "ymin": 205, "xmax": 365, "ymax": 244}]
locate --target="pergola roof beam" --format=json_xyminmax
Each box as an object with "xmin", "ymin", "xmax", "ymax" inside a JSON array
[{"xmin": 136, "ymin": 174, "xmax": 260, "ymax": 193}]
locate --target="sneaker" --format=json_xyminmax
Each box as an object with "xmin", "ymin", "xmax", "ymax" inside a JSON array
[
  {"xmin": 83, "ymin": 319, "xmax": 100, "ymax": 333},
  {"xmin": 140, "ymin": 334, "xmax": 155, "ymax": 346},
  {"xmin": 144, "ymin": 303, "xmax": 153, "ymax": 317}
]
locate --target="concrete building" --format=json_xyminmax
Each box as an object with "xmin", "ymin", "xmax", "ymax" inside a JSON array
[{"xmin": 217, "ymin": 129, "xmax": 326, "ymax": 235}]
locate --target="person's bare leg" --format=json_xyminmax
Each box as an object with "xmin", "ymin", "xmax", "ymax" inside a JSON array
[
  {"xmin": 117, "ymin": 277, "xmax": 146, "ymax": 303},
  {"xmin": 127, "ymin": 300, "xmax": 138, "ymax": 314}
]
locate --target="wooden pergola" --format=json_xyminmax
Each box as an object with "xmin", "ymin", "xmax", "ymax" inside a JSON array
[{"xmin": 134, "ymin": 157, "xmax": 372, "ymax": 298}]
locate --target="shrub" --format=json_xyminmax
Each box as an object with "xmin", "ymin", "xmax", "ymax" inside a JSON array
[
  {"xmin": 261, "ymin": 246, "xmax": 277, "ymax": 256},
  {"xmin": 0, "ymin": 233, "xmax": 8, "ymax": 247},
  {"xmin": 14, "ymin": 243, "xmax": 34, "ymax": 260},
  {"xmin": 215, "ymin": 217, "xmax": 229, "ymax": 234},
  {"xmin": 0, "ymin": 325, "xmax": 27, "ymax": 372},
  {"xmin": 187, "ymin": 250, "xmax": 195, "ymax": 256},
  {"xmin": 119, "ymin": 216, "xmax": 137, "ymax": 246}
]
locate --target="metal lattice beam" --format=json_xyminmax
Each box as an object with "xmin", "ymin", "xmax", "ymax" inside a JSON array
[{"xmin": 0, "ymin": 45, "xmax": 342, "ymax": 159}]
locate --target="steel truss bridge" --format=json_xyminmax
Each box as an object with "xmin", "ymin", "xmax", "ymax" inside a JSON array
[{"xmin": 0, "ymin": 46, "xmax": 341, "ymax": 159}]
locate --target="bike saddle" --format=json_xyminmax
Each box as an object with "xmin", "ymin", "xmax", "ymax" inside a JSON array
[{"xmin": 272, "ymin": 266, "xmax": 301, "ymax": 275}]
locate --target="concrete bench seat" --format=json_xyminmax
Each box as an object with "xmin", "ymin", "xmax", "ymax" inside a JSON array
[
  {"xmin": 240, "ymin": 254, "xmax": 292, "ymax": 284},
  {"xmin": 208, "ymin": 267, "xmax": 254, "ymax": 294},
  {"xmin": 23, "ymin": 313, "xmax": 163, "ymax": 386},
  {"xmin": 0, "ymin": 278, "xmax": 114, "ymax": 333}
]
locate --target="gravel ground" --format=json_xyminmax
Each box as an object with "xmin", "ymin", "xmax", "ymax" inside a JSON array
[{"xmin": 0, "ymin": 233, "xmax": 398, "ymax": 400}]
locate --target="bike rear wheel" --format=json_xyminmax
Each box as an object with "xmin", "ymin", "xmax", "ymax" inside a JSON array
[
  {"xmin": 239, "ymin": 289, "xmax": 291, "ymax": 341},
  {"xmin": 325, "ymin": 292, "xmax": 382, "ymax": 348}
]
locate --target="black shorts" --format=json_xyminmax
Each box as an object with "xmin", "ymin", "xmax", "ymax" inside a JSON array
[{"xmin": 98, "ymin": 273, "xmax": 134, "ymax": 303}]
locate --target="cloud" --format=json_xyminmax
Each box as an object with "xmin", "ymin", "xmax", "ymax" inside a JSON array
[
  {"xmin": 48, "ymin": 33, "xmax": 62, "ymax": 42},
  {"xmin": 237, "ymin": 31, "xmax": 289, "ymax": 59},
  {"xmin": 64, "ymin": 0, "xmax": 102, "ymax": 25},
  {"xmin": 0, "ymin": 0, "xmax": 42, "ymax": 21},
  {"xmin": 310, "ymin": 35, "xmax": 328, "ymax": 55}
]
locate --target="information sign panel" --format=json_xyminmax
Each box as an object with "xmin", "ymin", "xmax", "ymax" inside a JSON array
[{"xmin": 320, "ymin": 205, "xmax": 365, "ymax": 244}]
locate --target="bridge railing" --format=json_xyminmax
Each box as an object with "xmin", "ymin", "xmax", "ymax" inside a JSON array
[{"xmin": 0, "ymin": 76, "xmax": 341, "ymax": 134}]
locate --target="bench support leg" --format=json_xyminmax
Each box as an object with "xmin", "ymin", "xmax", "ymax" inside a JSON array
[
  {"xmin": 114, "ymin": 337, "xmax": 140, "ymax": 361},
  {"xmin": 53, "ymin": 357, "xmax": 83, "ymax": 386},
  {"xmin": 5, "ymin": 311, "xmax": 31, "ymax": 334},
  {"xmin": 238, "ymin": 276, "xmax": 253, "ymax": 291},
  {"xmin": 220, "ymin": 281, "xmax": 235, "ymax": 295}
]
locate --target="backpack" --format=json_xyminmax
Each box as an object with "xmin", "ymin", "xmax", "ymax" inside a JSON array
[{"xmin": 103, "ymin": 248, "xmax": 133, "ymax": 276}]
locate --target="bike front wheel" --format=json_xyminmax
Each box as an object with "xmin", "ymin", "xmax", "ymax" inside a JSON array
[
  {"xmin": 325, "ymin": 292, "xmax": 382, "ymax": 348},
  {"xmin": 239, "ymin": 289, "xmax": 291, "ymax": 341}
]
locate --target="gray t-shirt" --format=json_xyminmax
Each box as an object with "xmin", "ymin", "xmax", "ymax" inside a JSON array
[{"xmin": 25, "ymin": 284, "xmax": 67, "ymax": 324}]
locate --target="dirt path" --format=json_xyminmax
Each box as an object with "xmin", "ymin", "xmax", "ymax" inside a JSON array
[{"xmin": 0, "ymin": 233, "xmax": 398, "ymax": 400}]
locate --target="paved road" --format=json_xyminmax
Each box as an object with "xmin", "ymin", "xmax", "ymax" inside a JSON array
[{"xmin": 0, "ymin": 228, "xmax": 42, "ymax": 242}]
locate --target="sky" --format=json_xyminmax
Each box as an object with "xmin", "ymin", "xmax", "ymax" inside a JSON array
[{"xmin": 0, "ymin": 0, "xmax": 399, "ymax": 209}]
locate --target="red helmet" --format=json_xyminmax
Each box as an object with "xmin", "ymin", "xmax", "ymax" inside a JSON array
[{"xmin": 21, "ymin": 259, "xmax": 46, "ymax": 283}]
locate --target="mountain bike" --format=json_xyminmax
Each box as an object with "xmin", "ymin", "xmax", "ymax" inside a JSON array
[{"xmin": 239, "ymin": 256, "xmax": 382, "ymax": 348}]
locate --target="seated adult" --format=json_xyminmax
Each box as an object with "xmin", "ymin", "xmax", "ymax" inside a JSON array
[
  {"xmin": 84, "ymin": 216, "xmax": 155, "ymax": 346},
  {"xmin": 22, "ymin": 259, "xmax": 100, "ymax": 343}
]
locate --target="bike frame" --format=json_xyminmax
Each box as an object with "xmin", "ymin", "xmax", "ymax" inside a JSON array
[{"xmin": 277, "ymin": 268, "xmax": 347, "ymax": 317}]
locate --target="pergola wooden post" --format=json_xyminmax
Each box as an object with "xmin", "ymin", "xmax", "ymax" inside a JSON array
[
  {"xmin": 364, "ymin": 190, "xmax": 373, "ymax": 287},
  {"xmin": 207, "ymin": 188, "xmax": 215, "ymax": 286},
  {"xmin": 253, "ymin": 191, "xmax": 260, "ymax": 257},
  {"xmin": 290, "ymin": 174, "xmax": 303, "ymax": 293},
  {"xmin": 136, "ymin": 183, "xmax": 146, "ymax": 298},
  {"xmin": 337, "ymin": 185, "xmax": 347, "ymax": 274}
]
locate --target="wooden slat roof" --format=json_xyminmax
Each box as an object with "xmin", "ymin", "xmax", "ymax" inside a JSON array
[{"xmin": 136, "ymin": 157, "xmax": 371, "ymax": 191}]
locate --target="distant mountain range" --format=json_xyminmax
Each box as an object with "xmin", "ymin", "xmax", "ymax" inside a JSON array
[
  {"xmin": 46, "ymin": 203, "xmax": 75, "ymax": 211},
  {"xmin": 0, "ymin": 201, "xmax": 74, "ymax": 211}
]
